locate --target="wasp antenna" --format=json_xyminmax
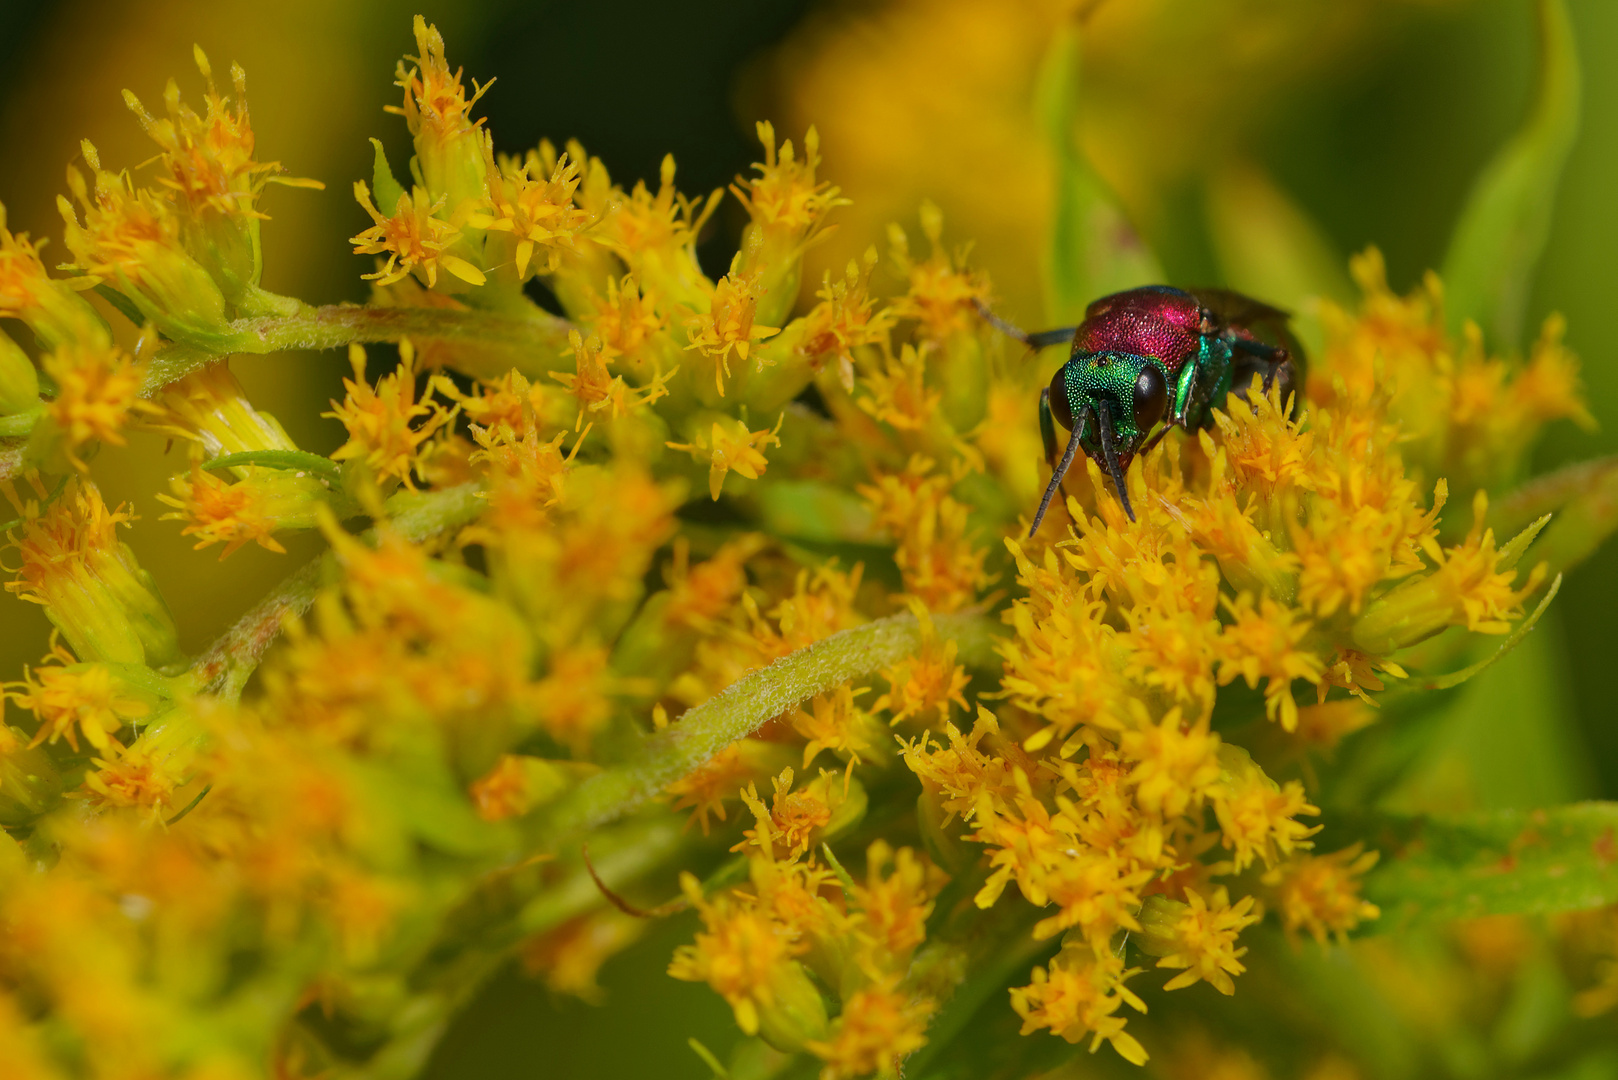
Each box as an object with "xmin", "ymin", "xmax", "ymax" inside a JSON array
[
  {"xmin": 1029, "ymin": 407, "xmax": 1088, "ymax": 537},
  {"xmin": 973, "ymin": 298, "xmax": 1080, "ymax": 351},
  {"xmin": 582, "ymin": 844, "xmax": 686, "ymax": 919},
  {"xmin": 972, "ymin": 297, "xmax": 1029, "ymax": 345},
  {"xmin": 1096, "ymin": 400, "xmax": 1135, "ymax": 523}
]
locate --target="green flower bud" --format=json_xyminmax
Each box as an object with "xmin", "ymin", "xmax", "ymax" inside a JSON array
[
  {"xmin": 1135, "ymin": 894, "xmax": 1191, "ymax": 958},
  {"xmin": 755, "ymin": 957, "xmax": 831, "ymax": 1054},
  {"xmin": 0, "ymin": 725, "xmax": 67, "ymax": 827},
  {"xmin": 0, "ymin": 330, "xmax": 40, "ymax": 416}
]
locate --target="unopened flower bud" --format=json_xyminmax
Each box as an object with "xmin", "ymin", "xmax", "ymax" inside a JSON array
[
  {"xmin": 154, "ymin": 361, "xmax": 299, "ymax": 456},
  {"xmin": 0, "ymin": 720, "xmax": 67, "ymax": 827},
  {"xmin": 916, "ymin": 786, "xmax": 972, "ymax": 875},
  {"xmin": 819, "ymin": 771, "xmax": 868, "ymax": 843},
  {"xmin": 1135, "ymin": 894, "xmax": 1190, "ymax": 958},
  {"xmin": 755, "ymin": 957, "xmax": 831, "ymax": 1053},
  {"xmin": 0, "ymin": 330, "xmax": 39, "ymax": 416},
  {"xmin": 393, "ymin": 16, "xmax": 492, "ymax": 215}
]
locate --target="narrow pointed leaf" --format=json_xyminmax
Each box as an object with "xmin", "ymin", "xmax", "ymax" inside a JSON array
[
  {"xmin": 1035, "ymin": 26, "xmax": 1160, "ymax": 324},
  {"xmin": 1440, "ymin": 0, "xmax": 1580, "ymax": 346},
  {"xmin": 370, "ymin": 137, "xmax": 408, "ymax": 212},
  {"xmin": 200, "ymin": 449, "xmax": 342, "ymax": 480},
  {"xmin": 1421, "ymin": 573, "xmax": 1560, "ymax": 691},
  {"xmin": 542, "ymin": 612, "xmax": 1001, "ymax": 840}
]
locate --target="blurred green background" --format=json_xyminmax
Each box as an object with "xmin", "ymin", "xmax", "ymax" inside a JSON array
[{"xmin": 1, "ymin": 1, "xmax": 1615, "ymax": 1075}]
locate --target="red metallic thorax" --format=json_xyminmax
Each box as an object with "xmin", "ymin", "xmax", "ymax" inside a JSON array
[{"xmin": 1071, "ymin": 287, "xmax": 1204, "ymax": 375}]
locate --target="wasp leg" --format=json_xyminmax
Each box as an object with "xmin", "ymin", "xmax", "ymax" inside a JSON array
[
  {"xmin": 1231, "ymin": 337, "xmax": 1289, "ymax": 389},
  {"xmin": 1232, "ymin": 336, "xmax": 1288, "ymax": 362},
  {"xmin": 1171, "ymin": 359, "xmax": 1203, "ymax": 428},
  {"xmin": 1231, "ymin": 337, "xmax": 1301, "ymax": 417},
  {"xmin": 1039, "ymin": 386, "xmax": 1060, "ymax": 468},
  {"xmin": 974, "ymin": 298, "xmax": 1078, "ymax": 350},
  {"xmin": 1136, "ymin": 419, "xmax": 1178, "ymax": 459}
]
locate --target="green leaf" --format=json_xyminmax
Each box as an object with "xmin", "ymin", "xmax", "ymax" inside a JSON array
[
  {"xmin": 819, "ymin": 843, "xmax": 858, "ymax": 901},
  {"xmin": 1354, "ymin": 802, "xmax": 1618, "ymax": 928},
  {"xmin": 1377, "ymin": 588, "xmax": 1593, "ymax": 815},
  {"xmin": 1440, "ymin": 0, "xmax": 1580, "ymax": 346},
  {"xmin": 686, "ymin": 1039, "xmax": 730, "ymax": 1080},
  {"xmin": 1496, "ymin": 458, "xmax": 1618, "ymax": 580},
  {"xmin": 92, "ymin": 283, "xmax": 147, "ymax": 328},
  {"xmin": 370, "ymin": 137, "xmax": 408, "ymax": 213},
  {"xmin": 164, "ymin": 785, "xmax": 212, "ymax": 826},
  {"xmin": 1421, "ymin": 572, "xmax": 1559, "ymax": 691},
  {"xmin": 1034, "ymin": 26, "xmax": 1160, "ymax": 324},
  {"xmin": 754, "ymin": 479, "xmax": 877, "ymax": 543},
  {"xmin": 200, "ymin": 449, "xmax": 342, "ymax": 480}
]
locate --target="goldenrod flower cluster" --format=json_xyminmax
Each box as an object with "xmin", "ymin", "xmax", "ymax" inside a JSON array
[{"xmin": 0, "ymin": 14, "xmax": 1610, "ymax": 1080}]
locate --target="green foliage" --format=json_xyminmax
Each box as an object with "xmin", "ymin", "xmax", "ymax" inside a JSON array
[
  {"xmin": 371, "ymin": 137, "xmax": 409, "ymax": 214},
  {"xmin": 1357, "ymin": 802, "xmax": 1618, "ymax": 928},
  {"xmin": 1441, "ymin": 0, "xmax": 1581, "ymax": 346},
  {"xmin": 202, "ymin": 449, "xmax": 344, "ymax": 479},
  {"xmin": 1035, "ymin": 27, "xmax": 1161, "ymax": 325}
]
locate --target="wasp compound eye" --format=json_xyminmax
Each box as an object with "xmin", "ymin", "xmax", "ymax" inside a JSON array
[
  {"xmin": 1133, "ymin": 363, "xmax": 1167, "ymax": 432},
  {"xmin": 1048, "ymin": 366, "xmax": 1074, "ymax": 431}
]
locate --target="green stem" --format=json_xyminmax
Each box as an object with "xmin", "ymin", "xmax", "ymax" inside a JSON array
[
  {"xmin": 189, "ymin": 559, "xmax": 321, "ymax": 699},
  {"xmin": 188, "ymin": 482, "xmax": 485, "ymax": 698},
  {"xmin": 0, "ymin": 304, "xmax": 574, "ymax": 482},
  {"xmin": 0, "ymin": 407, "xmax": 42, "ymax": 438},
  {"xmin": 347, "ymin": 817, "xmax": 691, "ymax": 1080},
  {"xmin": 141, "ymin": 303, "xmax": 574, "ymax": 393},
  {"xmin": 905, "ymin": 906, "xmax": 1056, "ymax": 1080},
  {"xmin": 541, "ymin": 611, "xmax": 1002, "ymax": 841}
]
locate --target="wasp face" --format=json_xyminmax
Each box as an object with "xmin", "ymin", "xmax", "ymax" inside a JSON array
[{"xmin": 1043, "ymin": 352, "xmax": 1171, "ymax": 524}]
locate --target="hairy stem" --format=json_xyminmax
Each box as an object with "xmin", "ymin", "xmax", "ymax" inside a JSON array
[
  {"xmin": 142, "ymin": 303, "xmax": 574, "ymax": 393},
  {"xmin": 189, "ymin": 559, "xmax": 321, "ymax": 699},
  {"xmin": 542, "ymin": 611, "xmax": 1003, "ymax": 841},
  {"xmin": 0, "ymin": 303, "xmax": 575, "ymax": 483},
  {"xmin": 188, "ymin": 482, "xmax": 485, "ymax": 698}
]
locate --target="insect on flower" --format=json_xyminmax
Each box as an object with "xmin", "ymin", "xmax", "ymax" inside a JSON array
[{"xmin": 979, "ymin": 287, "xmax": 1305, "ymax": 531}]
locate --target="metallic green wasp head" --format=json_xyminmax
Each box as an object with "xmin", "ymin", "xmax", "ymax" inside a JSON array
[{"xmin": 1043, "ymin": 351, "xmax": 1171, "ymax": 524}]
